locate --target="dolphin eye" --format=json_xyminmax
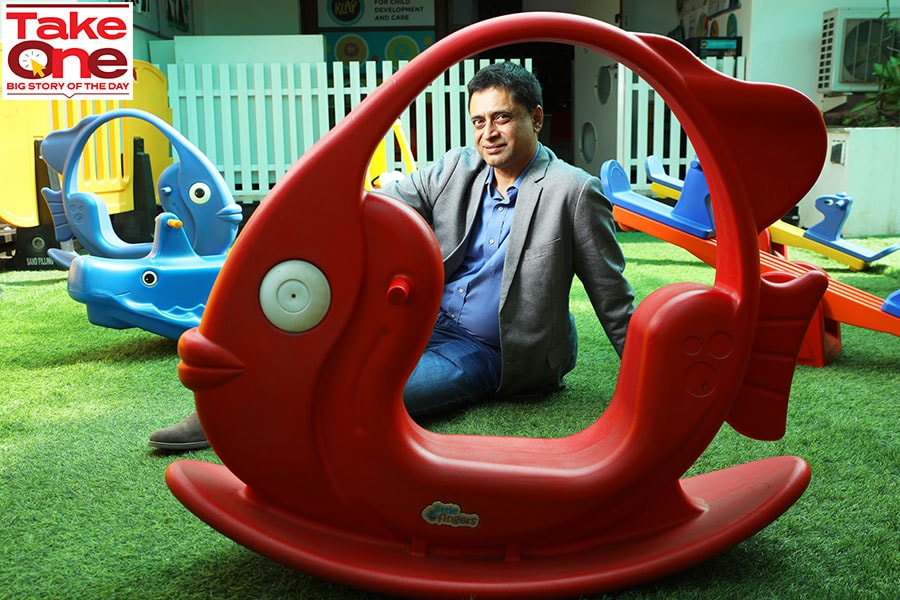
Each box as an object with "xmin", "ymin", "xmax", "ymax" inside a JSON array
[
  {"xmin": 141, "ymin": 270, "xmax": 159, "ymax": 287},
  {"xmin": 188, "ymin": 182, "xmax": 211, "ymax": 204}
]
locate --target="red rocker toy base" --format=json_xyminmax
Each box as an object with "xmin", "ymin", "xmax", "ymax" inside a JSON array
[{"xmin": 166, "ymin": 13, "xmax": 829, "ymax": 599}]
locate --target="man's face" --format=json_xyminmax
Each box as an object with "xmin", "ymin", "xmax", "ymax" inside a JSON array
[{"xmin": 469, "ymin": 87, "xmax": 543, "ymax": 176}]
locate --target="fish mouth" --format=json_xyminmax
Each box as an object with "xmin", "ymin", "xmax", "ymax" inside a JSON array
[
  {"xmin": 217, "ymin": 204, "xmax": 244, "ymax": 225},
  {"xmin": 177, "ymin": 327, "xmax": 245, "ymax": 390}
]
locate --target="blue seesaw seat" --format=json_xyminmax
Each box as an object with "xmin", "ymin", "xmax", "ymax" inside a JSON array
[
  {"xmin": 639, "ymin": 154, "xmax": 900, "ymax": 325},
  {"xmin": 644, "ymin": 155, "xmax": 685, "ymax": 193},
  {"xmin": 600, "ymin": 158, "xmax": 715, "ymax": 239},
  {"xmin": 804, "ymin": 193, "xmax": 900, "ymax": 263},
  {"xmin": 883, "ymin": 289, "xmax": 900, "ymax": 318}
]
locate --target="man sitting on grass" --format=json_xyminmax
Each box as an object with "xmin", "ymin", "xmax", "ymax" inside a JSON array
[{"xmin": 149, "ymin": 61, "xmax": 634, "ymax": 449}]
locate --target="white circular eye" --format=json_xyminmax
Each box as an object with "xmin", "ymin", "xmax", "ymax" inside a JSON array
[
  {"xmin": 259, "ymin": 260, "xmax": 330, "ymax": 333},
  {"xmin": 188, "ymin": 182, "xmax": 211, "ymax": 204},
  {"xmin": 141, "ymin": 270, "xmax": 158, "ymax": 287}
]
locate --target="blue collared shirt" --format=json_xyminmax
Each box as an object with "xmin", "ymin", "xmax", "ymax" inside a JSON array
[{"xmin": 441, "ymin": 146, "xmax": 541, "ymax": 346}]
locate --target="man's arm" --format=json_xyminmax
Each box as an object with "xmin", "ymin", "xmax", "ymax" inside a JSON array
[
  {"xmin": 377, "ymin": 147, "xmax": 477, "ymax": 225},
  {"xmin": 572, "ymin": 175, "xmax": 635, "ymax": 357}
]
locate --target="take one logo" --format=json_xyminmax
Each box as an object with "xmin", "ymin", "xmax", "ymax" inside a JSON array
[
  {"xmin": 2, "ymin": 2, "xmax": 133, "ymax": 100},
  {"xmin": 328, "ymin": 0, "xmax": 363, "ymax": 27}
]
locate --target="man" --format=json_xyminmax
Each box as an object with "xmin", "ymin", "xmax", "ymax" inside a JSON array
[{"xmin": 149, "ymin": 61, "xmax": 634, "ymax": 448}]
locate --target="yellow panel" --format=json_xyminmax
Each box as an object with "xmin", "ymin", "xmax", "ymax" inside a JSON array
[
  {"xmin": 50, "ymin": 61, "xmax": 173, "ymax": 215},
  {"xmin": 364, "ymin": 120, "xmax": 417, "ymax": 191},
  {"xmin": 0, "ymin": 50, "xmax": 174, "ymax": 226},
  {"xmin": 769, "ymin": 220, "xmax": 867, "ymax": 271},
  {"xmin": 0, "ymin": 43, "xmax": 50, "ymax": 227}
]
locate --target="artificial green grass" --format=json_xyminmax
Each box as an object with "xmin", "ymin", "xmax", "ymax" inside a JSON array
[{"xmin": 1, "ymin": 231, "xmax": 897, "ymax": 599}]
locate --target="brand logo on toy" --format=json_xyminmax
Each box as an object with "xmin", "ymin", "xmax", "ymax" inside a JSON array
[
  {"xmin": 2, "ymin": 1, "xmax": 132, "ymax": 100},
  {"xmin": 421, "ymin": 501, "xmax": 480, "ymax": 528}
]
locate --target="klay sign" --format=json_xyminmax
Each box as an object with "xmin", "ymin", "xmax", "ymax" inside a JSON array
[{"xmin": 2, "ymin": 2, "xmax": 133, "ymax": 100}]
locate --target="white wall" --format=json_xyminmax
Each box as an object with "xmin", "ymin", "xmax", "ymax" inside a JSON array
[
  {"xmin": 618, "ymin": 0, "xmax": 896, "ymax": 101},
  {"xmin": 570, "ymin": 0, "xmax": 621, "ymax": 174},
  {"xmin": 193, "ymin": 0, "xmax": 300, "ymax": 35},
  {"xmin": 744, "ymin": 0, "xmax": 837, "ymax": 99},
  {"xmin": 799, "ymin": 128, "xmax": 900, "ymax": 236}
]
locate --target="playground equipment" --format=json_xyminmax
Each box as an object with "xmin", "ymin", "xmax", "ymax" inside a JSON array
[
  {"xmin": 884, "ymin": 289, "xmax": 900, "ymax": 317},
  {"xmin": 52, "ymin": 110, "xmax": 417, "ymax": 340},
  {"xmin": 0, "ymin": 58, "xmax": 172, "ymax": 268},
  {"xmin": 364, "ymin": 119, "xmax": 417, "ymax": 190},
  {"xmin": 802, "ymin": 193, "xmax": 900, "ymax": 267},
  {"xmin": 42, "ymin": 109, "xmax": 241, "ymax": 338},
  {"xmin": 41, "ymin": 108, "xmax": 243, "ymax": 268},
  {"xmin": 165, "ymin": 13, "xmax": 829, "ymax": 599},
  {"xmin": 603, "ymin": 159, "xmax": 900, "ymax": 367},
  {"xmin": 622, "ymin": 156, "xmax": 715, "ymax": 238},
  {"xmin": 43, "ymin": 110, "xmax": 411, "ymax": 268},
  {"xmin": 66, "ymin": 212, "xmax": 226, "ymax": 340},
  {"xmin": 643, "ymin": 155, "xmax": 900, "ymax": 271}
]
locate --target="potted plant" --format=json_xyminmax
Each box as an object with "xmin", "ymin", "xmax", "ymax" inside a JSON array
[{"xmin": 844, "ymin": 16, "xmax": 900, "ymax": 126}]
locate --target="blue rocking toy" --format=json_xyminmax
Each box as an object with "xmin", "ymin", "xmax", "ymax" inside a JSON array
[
  {"xmin": 41, "ymin": 109, "xmax": 242, "ymax": 339},
  {"xmin": 41, "ymin": 108, "xmax": 242, "ymax": 267},
  {"xmin": 66, "ymin": 211, "xmax": 227, "ymax": 339}
]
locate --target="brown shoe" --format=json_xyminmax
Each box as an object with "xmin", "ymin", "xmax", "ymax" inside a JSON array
[{"xmin": 148, "ymin": 411, "xmax": 209, "ymax": 451}]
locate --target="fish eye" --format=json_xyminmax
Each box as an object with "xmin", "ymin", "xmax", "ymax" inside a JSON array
[
  {"xmin": 259, "ymin": 260, "xmax": 331, "ymax": 333},
  {"xmin": 141, "ymin": 270, "xmax": 158, "ymax": 287},
  {"xmin": 188, "ymin": 182, "xmax": 211, "ymax": 204}
]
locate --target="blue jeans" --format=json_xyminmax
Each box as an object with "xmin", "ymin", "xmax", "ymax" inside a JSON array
[{"xmin": 404, "ymin": 312, "xmax": 502, "ymax": 419}]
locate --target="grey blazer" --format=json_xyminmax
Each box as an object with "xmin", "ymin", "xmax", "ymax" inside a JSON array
[{"xmin": 381, "ymin": 145, "xmax": 634, "ymax": 397}]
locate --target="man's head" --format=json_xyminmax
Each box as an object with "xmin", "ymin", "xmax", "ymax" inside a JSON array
[
  {"xmin": 467, "ymin": 62, "xmax": 544, "ymax": 181},
  {"xmin": 467, "ymin": 61, "xmax": 543, "ymax": 113}
]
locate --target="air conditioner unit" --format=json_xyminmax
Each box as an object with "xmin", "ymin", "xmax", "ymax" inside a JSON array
[{"xmin": 817, "ymin": 7, "xmax": 900, "ymax": 95}]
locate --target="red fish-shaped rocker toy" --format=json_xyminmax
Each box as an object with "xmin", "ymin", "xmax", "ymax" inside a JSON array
[{"xmin": 167, "ymin": 13, "xmax": 829, "ymax": 599}]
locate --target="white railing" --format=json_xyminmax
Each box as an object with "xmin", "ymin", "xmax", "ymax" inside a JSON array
[
  {"xmin": 166, "ymin": 58, "xmax": 531, "ymax": 203},
  {"xmin": 617, "ymin": 56, "xmax": 747, "ymax": 189},
  {"xmin": 166, "ymin": 54, "xmax": 741, "ymax": 202}
]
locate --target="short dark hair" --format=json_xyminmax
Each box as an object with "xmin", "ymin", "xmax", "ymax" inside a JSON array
[{"xmin": 467, "ymin": 62, "xmax": 543, "ymax": 111}]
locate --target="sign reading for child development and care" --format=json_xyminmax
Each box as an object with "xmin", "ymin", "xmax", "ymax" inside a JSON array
[
  {"xmin": 318, "ymin": 0, "xmax": 434, "ymax": 29},
  {"xmin": 2, "ymin": 2, "xmax": 133, "ymax": 100}
]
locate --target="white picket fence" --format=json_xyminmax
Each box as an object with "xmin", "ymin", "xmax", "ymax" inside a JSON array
[
  {"xmin": 166, "ymin": 58, "xmax": 531, "ymax": 203},
  {"xmin": 616, "ymin": 56, "xmax": 747, "ymax": 189},
  {"xmin": 166, "ymin": 54, "xmax": 741, "ymax": 203}
]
